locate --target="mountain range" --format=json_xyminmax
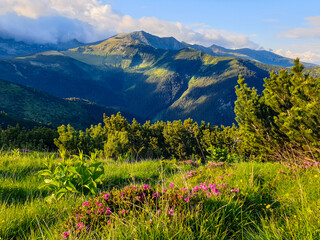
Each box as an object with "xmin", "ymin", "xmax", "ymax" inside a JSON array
[{"xmin": 0, "ymin": 31, "xmax": 318, "ymax": 128}]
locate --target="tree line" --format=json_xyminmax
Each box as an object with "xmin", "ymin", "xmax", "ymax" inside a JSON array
[{"xmin": 1, "ymin": 59, "xmax": 319, "ymax": 162}]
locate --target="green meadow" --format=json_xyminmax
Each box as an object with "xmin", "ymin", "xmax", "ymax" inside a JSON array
[{"xmin": 1, "ymin": 151, "xmax": 319, "ymax": 239}]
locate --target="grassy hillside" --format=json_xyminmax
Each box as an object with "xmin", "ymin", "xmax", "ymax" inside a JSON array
[
  {"xmin": 305, "ymin": 65, "xmax": 320, "ymax": 78},
  {"xmin": 0, "ymin": 78, "xmax": 137, "ymax": 129},
  {"xmin": 67, "ymin": 39, "xmax": 282, "ymax": 125},
  {"xmin": 0, "ymin": 33, "xmax": 286, "ymax": 125},
  {"xmin": 1, "ymin": 152, "xmax": 319, "ymax": 239}
]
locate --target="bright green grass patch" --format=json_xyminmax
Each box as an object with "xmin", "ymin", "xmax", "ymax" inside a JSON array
[{"xmin": 1, "ymin": 153, "xmax": 320, "ymax": 239}]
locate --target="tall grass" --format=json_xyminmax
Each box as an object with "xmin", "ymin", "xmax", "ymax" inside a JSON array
[{"xmin": 0, "ymin": 152, "xmax": 319, "ymax": 239}]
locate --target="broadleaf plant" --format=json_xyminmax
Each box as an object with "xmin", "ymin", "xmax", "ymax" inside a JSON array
[{"xmin": 37, "ymin": 151, "xmax": 104, "ymax": 202}]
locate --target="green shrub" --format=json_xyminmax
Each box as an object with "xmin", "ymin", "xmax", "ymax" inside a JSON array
[{"xmin": 37, "ymin": 152, "xmax": 104, "ymax": 202}]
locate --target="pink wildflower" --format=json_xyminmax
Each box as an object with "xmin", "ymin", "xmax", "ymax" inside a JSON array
[
  {"xmin": 82, "ymin": 201, "xmax": 90, "ymax": 207},
  {"xmin": 77, "ymin": 222, "xmax": 85, "ymax": 230},
  {"xmin": 143, "ymin": 184, "xmax": 150, "ymax": 190},
  {"xmin": 212, "ymin": 188, "xmax": 221, "ymax": 195},
  {"xmin": 61, "ymin": 231, "xmax": 70, "ymax": 239},
  {"xmin": 169, "ymin": 183, "xmax": 175, "ymax": 188},
  {"xmin": 103, "ymin": 194, "xmax": 110, "ymax": 200},
  {"xmin": 106, "ymin": 208, "xmax": 111, "ymax": 215},
  {"xmin": 157, "ymin": 210, "xmax": 161, "ymax": 214},
  {"xmin": 168, "ymin": 209, "xmax": 174, "ymax": 216}
]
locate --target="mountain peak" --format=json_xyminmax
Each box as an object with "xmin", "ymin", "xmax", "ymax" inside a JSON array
[{"xmin": 115, "ymin": 31, "xmax": 188, "ymax": 50}]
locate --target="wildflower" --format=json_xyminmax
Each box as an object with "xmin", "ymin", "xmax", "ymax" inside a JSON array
[
  {"xmin": 206, "ymin": 192, "xmax": 211, "ymax": 197},
  {"xmin": 181, "ymin": 187, "xmax": 187, "ymax": 192},
  {"xmin": 149, "ymin": 219, "xmax": 153, "ymax": 223},
  {"xmin": 266, "ymin": 204, "xmax": 271, "ymax": 209},
  {"xmin": 103, "ymin": 194, "xmax": 110, "ymax": 200},
  {"xmin": 82, "ymin": 201, "xmax": 90, "ymax": 207},
  {"xmin": 163, "ymin": 188, "xmax": 167, "ymax": 192},
  {"xmin": 169, "ymin": 183, "xmax": 175, "ymax": 188},
  {"xmin": 157, "ymin": 210, "xmax": 161, "ymax": 215},
  {"xmin": 212, "ymin": 188, "xmax": 220, "ymax": 195},
  {"xmin": 152, "ymin": 192, "xmax": 160, "ymax": 198},
  {"xmin": 314, "ymin": 162, "xmax": 319, "ymax": 166},
  {"xmin": 184, "ymin": 197, "xmax": 190, "ymax": 203},
  {"xmin": 77, "ymin": 222, "xmax": 85, "ymax": 230},
  {"xmin": 168, "ymin": 209, "xmax": 174, "ymax": 216},
  {"xmin": 143, "ymin": 184, "xmax": 150, "ymax": 190},
  {"xmin": 119, "ymin": 209, "xmax": 127, "ymax": 215},
  {"xmin": 192, "ymin": 186, "xmax": 199, "ymax": 192},
  {"xmin": 278, "ymin": 170, "xmax": 284, "ymax": 173},
  {"xmin": 107, "ymin": 220, "xmax": 111, "ymax": 225},
  {"xmin": 61, "ymin": 231, "xmax": 70, "ymax": 239},
  {"xmin": 98, "ymin": 203, "xmax": 103, "ymax": 207},
  {"xmin": 106, "ymin": 208, "xmax": 111, "ymax": 215}
]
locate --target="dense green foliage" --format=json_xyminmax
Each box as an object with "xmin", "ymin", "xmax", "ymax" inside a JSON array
[
  {"xmin": 55, "ymin": 113, "xmax": 238, "ymax": 160},
  {"xmin": 0, "ymin": 125, "xmax": 58, "ymax": 150},
  {"xmin": 235, "ymin": 59, "xmax": 320, "ymax": 161}
]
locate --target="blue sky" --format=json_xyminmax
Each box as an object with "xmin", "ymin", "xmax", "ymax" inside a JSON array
[{"xmin": 1, "ymin": 0, "xmax": 320, "ymax": 63}]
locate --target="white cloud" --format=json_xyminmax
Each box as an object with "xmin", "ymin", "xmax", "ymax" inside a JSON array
[
  {"xmin": 273, "ymin": 43, "xmax": 320, "ymax": 64},
  {"xmin": 0, "ymin": 0, "xmax": 259, "ymax": 49},
  {"xmin": 280, "ymin": 16, "xmax": 320, "ymax": 39}
]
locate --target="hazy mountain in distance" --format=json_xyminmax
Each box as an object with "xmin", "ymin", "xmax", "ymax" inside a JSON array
[{"xmin": 0, "ymin": 36, "xmax": 85, "ymax": 59}]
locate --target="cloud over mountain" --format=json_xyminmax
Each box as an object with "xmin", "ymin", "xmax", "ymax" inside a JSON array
[{"xmin": 0, "ymin": 0, "xmax": 259, "ymax": 49}]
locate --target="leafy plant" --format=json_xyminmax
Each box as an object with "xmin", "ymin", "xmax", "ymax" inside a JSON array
[{"xmin": 37, "ymin": 152, "xmax": 104, "ymax": 202}]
